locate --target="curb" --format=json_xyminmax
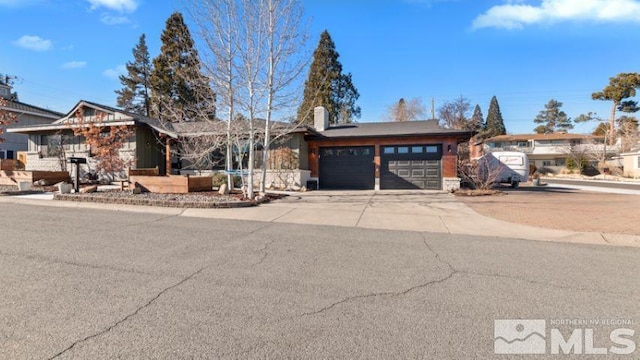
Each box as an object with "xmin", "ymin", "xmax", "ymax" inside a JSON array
[{"xmin": 53, "ymin": 193, "xmax": 256, "ymax": 209}]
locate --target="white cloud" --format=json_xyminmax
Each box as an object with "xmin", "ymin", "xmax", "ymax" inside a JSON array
[
  {"xmin": 13, "ymin": 35, "xmax": 52, "ymax": 51},
  {"xmin": 86, "ymin": 0, "xmax": 138, "ymax": 12},
  {"xmin": 473, "ymin": 0, "xmax": 640, "ymax": 30},
  {"xmin": 100, "ymin": 13, "xmax": 130, "ymax": 25},
  {"xmin": 61, "ymin": 61, "xmax": 87, "ymax": 70},
  {"xmin": 102, "ymin": 65, "xmax": 126, "ymax": 80}
]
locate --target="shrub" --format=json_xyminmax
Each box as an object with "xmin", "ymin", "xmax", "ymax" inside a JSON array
[{"xmin": 212, "ymin": 173, "xmax": 241, "ymax": 187}]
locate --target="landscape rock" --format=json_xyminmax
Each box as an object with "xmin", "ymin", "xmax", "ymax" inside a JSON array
[
  {"xmin": 80, "ymin": 185, "xmax": 98, "ymax": 194},
  {"xmin": 57, "ymin": 183, "xmax": 73, "ymax": 194},
  {"xmin": 218, "ymin": 183, "xmax": 229, "ymax": 195},
  {"xmin": 132, "ymin": 187, "xmax": 142, "ymax": 194}
]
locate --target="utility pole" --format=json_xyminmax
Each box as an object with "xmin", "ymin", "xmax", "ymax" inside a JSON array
[{"xmin": 431, "ymin": 97, "xmax": 435, "ymax": 120}]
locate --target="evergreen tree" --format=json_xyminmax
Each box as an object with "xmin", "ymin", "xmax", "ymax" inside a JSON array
[
  {"xmin": 533, "ymin": 99, "xmax": 573, "ymax": 134},
  {"xmin": 116, "ymin": 34, "xmax": 152, "ymax": 116},
  {"xmin": 484, "ymin": 96, "xmax": 506, "ymax": 138},
  {"xmin": 150, "ymin": 12, "xmax": 214, "ymax": 121},
  {"xmin": 298, "ymin": 30, "xmax": 360, "ymax": 125},
  {"xmin": 469, "ymin": 104, "xmax": 484, "ymax": 132}
]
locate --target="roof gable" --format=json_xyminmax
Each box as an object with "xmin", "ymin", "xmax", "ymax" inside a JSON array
[{"xmin": 53, "ymin": 100, "xmax": 135, "ymax": 125}]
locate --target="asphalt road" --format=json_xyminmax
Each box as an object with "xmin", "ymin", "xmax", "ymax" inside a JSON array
[{"xmin": 1, "ymin": 202, "xmax": 640, "ymax": 359}]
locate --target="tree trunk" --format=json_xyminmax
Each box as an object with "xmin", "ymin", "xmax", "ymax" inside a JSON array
[{"xmin": 609, "ymin": 101, "xmax": 617, "ymax": 146}]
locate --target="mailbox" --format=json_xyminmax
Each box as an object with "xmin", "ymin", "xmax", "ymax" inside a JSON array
[
  {"xmin": 68, "ymin": 157, "xmax": 87, "ymax": 192},
  {"xmin": 69, "ymin": 157, "xmax": 87, "ymax": 164}
]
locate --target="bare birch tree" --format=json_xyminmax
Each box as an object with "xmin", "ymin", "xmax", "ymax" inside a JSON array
[
  {"xmin": 259, "ymin": 0, "xmax": 309, "ymax": 193},
  {"xmin": 187, "ymin": 0, "xmax": 239, "ymax": 186},
  {"xmin": 187, "ymin": 0, "xmax": 308, "ymax": 198}
]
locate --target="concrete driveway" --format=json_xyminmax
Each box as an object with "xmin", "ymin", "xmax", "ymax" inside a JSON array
[{"xmin": 184, "ymin": 190, "xmax": 637, "ymax": 247}]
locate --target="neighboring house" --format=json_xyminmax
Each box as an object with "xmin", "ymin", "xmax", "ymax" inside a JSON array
[
  {"xmin": 0, "ymin": 82, "xmax": 62, "ymax": 163},
  {"xmin": 7, "ymin": 100, "xmax": 169, "ymax": 177},
  {"xmin": 305, "ymin": 107, "xmax": 475, "ymax": 191},
  {"xmin": 621, "ymin": 145, "xmax": 640, "ymax": 179},
  {"xmin": 483, "ymin": 133, "xmax": 613, "ymax": 172}
]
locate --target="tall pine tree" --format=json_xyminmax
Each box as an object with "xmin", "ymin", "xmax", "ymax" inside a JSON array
[
  {"xmin": 298, "ymin": 30, "xmax": 360, "ymax": 125},
  {"xmin": 484, "ymin": 96, "xmax": 506, "ymax": 138},
  {"xmin": 150, "ymin": 12, "xmax": 214, "ymax": 122},
  {"xmin": 469, "ymin": 104, "xmax": 484, "ymax": 132},
  {"xmin": 533, "ymin": 99, "xmax": 573, "ymax": 134},
  {"xmin": 116, "ymin": 34, "xmax": 152, "ymax": 116}
]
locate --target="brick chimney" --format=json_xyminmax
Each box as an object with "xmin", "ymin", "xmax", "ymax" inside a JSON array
[{"xmin": 314, "ymin": 106, "xmax": 329, "ymax": 132}]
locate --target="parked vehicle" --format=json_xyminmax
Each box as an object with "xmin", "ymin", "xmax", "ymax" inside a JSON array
[{"xmin": 479, "ymin": 151, "xmax": 529, "ymax": 188}]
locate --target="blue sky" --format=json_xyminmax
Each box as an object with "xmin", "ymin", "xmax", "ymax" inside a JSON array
[{"xmin": 1, "ymin": 0, "xmax": 640, "ymax": 134}]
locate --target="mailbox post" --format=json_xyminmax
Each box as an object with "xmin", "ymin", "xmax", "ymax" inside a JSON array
[{"xmin": 68, "ymin": 157, "xmax": 87, "ymax": 193}]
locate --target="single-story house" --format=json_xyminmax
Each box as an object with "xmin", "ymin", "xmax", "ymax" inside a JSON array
[
  {"xmin": 9, "ymin": 101, "xmax": 475, "ymax": 191},
  {"xmin": 0, "ymin": 82, "xmax": 62, "ymax": 163},
  {"xmin": 305, "ymin": 107, "xmax": 475, "ymax": 191}
]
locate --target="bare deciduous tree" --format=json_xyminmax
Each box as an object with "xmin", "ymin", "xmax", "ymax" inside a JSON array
[
  {"xmin": 438, "ymin": 96, "xmax": 471, "ymax": 129},
  {"xmin": 187, "ymin": 0, "xmax": 309, "ymax": 198},
  {"xmin": 386, "ymin": 97, "xmax": 426, "ymax": 122}
]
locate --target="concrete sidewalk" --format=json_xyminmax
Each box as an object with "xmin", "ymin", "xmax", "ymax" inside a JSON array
[{"xmin": 3, "ymin": 190, "xmax": 638, "ymax": 248}]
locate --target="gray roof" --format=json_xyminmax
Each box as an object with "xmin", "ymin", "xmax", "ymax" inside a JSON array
[
  {"xmin": 308, "ymin": 120, "xmax": 475, "ymax": 139},
  {"xmin": 2, "ymin": 100, "xmax": 63, "ymax": 119}
]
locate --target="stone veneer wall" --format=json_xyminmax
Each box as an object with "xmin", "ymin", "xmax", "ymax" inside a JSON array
[
  {"xmin": 442, "ymin": 177, "xmax": 461, "ymax": 192},
  {"xmin": 25, "ymin": 149, "xmax": 136, "ymax": 182}
]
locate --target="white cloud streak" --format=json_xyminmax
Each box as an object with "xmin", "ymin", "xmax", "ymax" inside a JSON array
[
  {"xmin": 61, "ymin": 61, "xmax": 87, "ymax": 69},
  {"xmin": 13, "ymin": 35, "xmax": 52, "ymax": 51},
  {"xmin": 100, "ymin": 13, "xmax": 130, "ymax": 25},
  {"xmin": 102, "ymin": 65, "xmax": 126, "ymax": 80},
  {"xmin": 473, "ymin": 0, "xmax": 640, "ymax": 30},
  {"xmin": 86, "ymin": 0, "xmax": 138, "ymax": 13}
]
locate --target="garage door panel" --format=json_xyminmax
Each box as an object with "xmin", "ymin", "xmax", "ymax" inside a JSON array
[
  {"xmin": 320, "ymin": 146, "xmax": 374, "ymax": 190},
  {"xmin": 381, "ymin": 144, "xmax": 442, "ymax": 190}
]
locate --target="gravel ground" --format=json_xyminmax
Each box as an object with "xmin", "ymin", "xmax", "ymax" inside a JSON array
[{"xmin": 72, "ymin": 189, "xmax": 245, "ymax": 203}]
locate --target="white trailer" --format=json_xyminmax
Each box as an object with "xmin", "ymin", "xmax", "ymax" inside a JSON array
[{"xmin": 479, "ymin": 151, "xmax": 529, "ymax": 188}]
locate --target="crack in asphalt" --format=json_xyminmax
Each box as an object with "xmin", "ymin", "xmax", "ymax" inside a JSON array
[
  {"xmin": 47, "ymin": 265, "xmax": 207, "ymax": 360},
  {"xmin": 301, "ymin": 235, "xmax": 458, "ymax": 317},
  {"xmin": 252, "ymin": 238, "xmax": 277, "ymax": 268},
  {"xmin": 0, "ymin": 250, "xmax": 157, "ymax": 277}
]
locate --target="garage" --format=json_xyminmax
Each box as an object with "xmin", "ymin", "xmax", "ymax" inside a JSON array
[
  {"xmin": 381, "ymin": 145, "xmax": 442, "ymax": 190},
  {"xmin": 319, "ymin": 146, "xmax": 375, "ymax": 189}
]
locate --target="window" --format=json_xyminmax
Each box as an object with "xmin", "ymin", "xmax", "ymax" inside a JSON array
[
  {"xmin": 41, "ymin": 135, "xmax": 63, "ymax": 157},
  {"xmin": 357, "ymin": 148, "xmax": 371, "ymax": 156},
  {"xmin": 0, "ymin": 88, "xmax": 7, "ymax": 96},
  {"xmin": 517, "ymin": 141, "xmax": 528, "ymax": 147},
  {"xmin": 411, "ymin": 146, "xmax": 423, "ymax": 153},
  {"xmin": 426, "ymin": 146, "xmax": 439, "ymax": 153},
  {"xmin": 636, "ymin": 156, "xmax": 640, "ymax": 169},
  {"xmin": 542, "ymin": 160, "xmax": 553, "ymax": 166},
  {"xmin": 555, "ymin": 158, "xmax": 566, "ymax": 167},
  {"xmin": 383, "ymin": 147, "xmax": 395, "ymax": 154},
  {"xmin": 397, "ymin": 147, "xmax": 409, "ymax": 154}
]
